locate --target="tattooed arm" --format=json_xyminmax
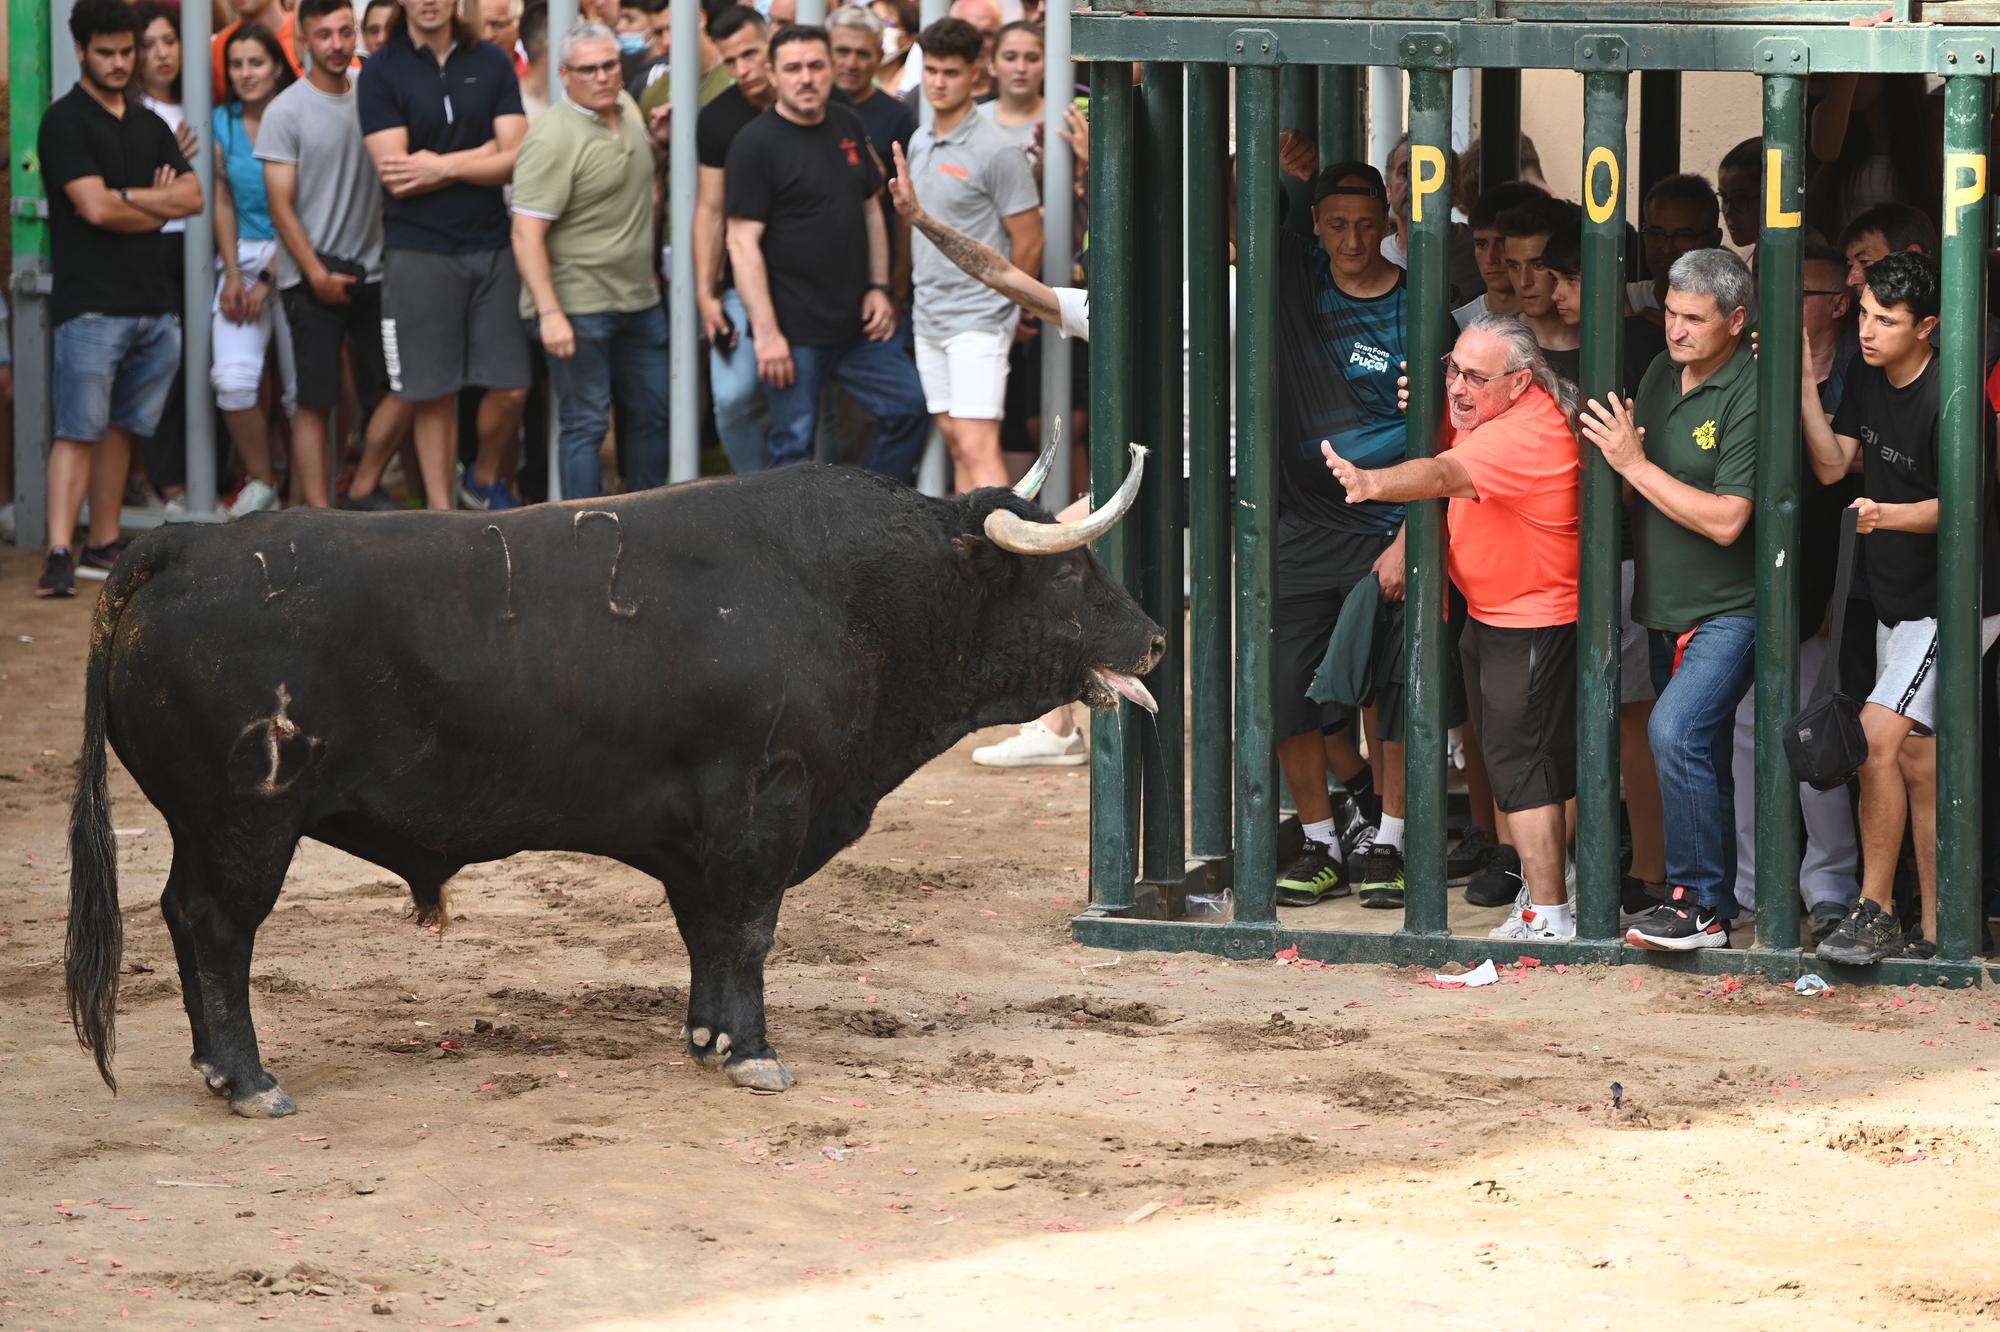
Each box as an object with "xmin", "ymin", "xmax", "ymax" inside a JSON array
[{"xmin": 890, "ymin": 140, "xmax": 1063, "ymax": 326}]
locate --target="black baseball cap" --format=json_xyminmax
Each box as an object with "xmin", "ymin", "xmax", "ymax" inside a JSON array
[{"xmin": 1312, "ymin": 161, "xmax": 1389, "ymax": 206}]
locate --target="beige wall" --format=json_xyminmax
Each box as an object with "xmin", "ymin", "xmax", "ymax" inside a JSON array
[{"xmin": 1519, "ymin": 70, "xmax": 1762, "ymax": 223}]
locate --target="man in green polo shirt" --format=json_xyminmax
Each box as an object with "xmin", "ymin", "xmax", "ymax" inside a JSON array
[
  {"xmin": 511, "ymin": 19, "xmax": 669, "ymax": 497},
  {"xmin": 1579, "ymin": 248, "xmax": 1759, "ymax": 952}
]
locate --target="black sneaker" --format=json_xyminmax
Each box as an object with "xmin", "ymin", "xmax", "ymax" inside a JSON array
[
  {"xmin": 1465, "ymin": 844, "xmax": 1523, "ymax": 907},
  {"xmin": 1895, "ymin": 931, "xmax": 1938, "ymax": 961},
  {"xmin": 1353, "ymin": 843, "xmax": 1406, "ymax": 909},
  {"xmin": 1625, "ymin": 885, "xmax": 1730, "ymax": 951},
  {"xmin": 77, "ymin": 538, "xmax": 128, "ymax": 582},
  {"xmin": 1619, "ymin": 875, "xmax": 1663, "ymax": 927},
  {"xmin": 1276, "ymin": 841, "xmax": 1346, "ymax": 907},
  {"xmin": 1332, "ymin": 789, "xmax": 1375, "ymax": 862},
  {"xmin": 1447, "ymin": 826, "xmax": 1499, "ymax": 883},
  {"xmin": 35, "ymin": 548, "xmax": 76, "ymax": 598},
  {"xmin": 341, "ymin": 488, "xmax": 403, "ymax": 512},
  {"xmin": 1815, "ymin": 898, "xmax": 1901, "ymax": 966},
  {"xmin": 1806, "ymin": 899, "xmax": 1851, "ymax": 944}
]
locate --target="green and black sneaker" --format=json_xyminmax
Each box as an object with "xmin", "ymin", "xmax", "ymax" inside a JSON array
[
  {"xmin": 1353, "ymin": 843, "xmax": 1407, "ymax": 909},
  {"xmin": 1276, "ymin": 841, "xmax": 1346, "ymax": 907},
  {"xmin": 1815, "ymin": 898, "xmax": 1902, "ymax": 966}
]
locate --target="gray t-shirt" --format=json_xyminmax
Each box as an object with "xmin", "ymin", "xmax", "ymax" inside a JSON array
[
  {"xmin": 908, "ymin": 109, "xmax": 1040, "ymax": 339},
  {"xmin": 254, "ymin": 75, "xmax": 385, "ymax": 288}
]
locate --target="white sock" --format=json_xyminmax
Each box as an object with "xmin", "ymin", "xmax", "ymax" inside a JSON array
[
  {"xmin": 1375, "ymin": 814, "xmax": 1406, "ymax": 853},
  {"xmin": 1531, "ymin": 900, "xmax": 1574, "ymax": 933},
  {"xmin": 1302, "ymin": 817, "xmax": 1341, "ymax": 859}
]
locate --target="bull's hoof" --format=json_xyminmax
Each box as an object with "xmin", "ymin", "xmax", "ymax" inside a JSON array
[
  {"xmin": 726, "ymin": 1055, "xmax": 794, "ymax": 1094},
  {"xmin": 192, "ymin": 1058, "xmax": 230, "ymax": 1097},
  {"xmin": 686, "ymin": 1026, "xmax": 736, "ymax": 1070},
  {"xmin": 229, "ymin": 1085, "xmax": 298, "ymax": 1118}
]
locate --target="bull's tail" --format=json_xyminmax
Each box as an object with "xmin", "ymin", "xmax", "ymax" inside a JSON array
[{"xmin": 66, "ymin": 541, "xmax": 162, "ymax": 1091}]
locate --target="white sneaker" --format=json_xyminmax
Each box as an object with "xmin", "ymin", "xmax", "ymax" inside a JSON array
[
  {"xmin": 161, "ymin": 494, "xmax": 190, "ymax": 521},
  {"xmin": 1519, "ymin": 902, "xmax": 1577, "ymax": 940},
  {"xmin": 1489, "ymin": 859, "xmax": 1576, "ymax": 940},
  {"xmin": 227, "ymin": 478, "xmax": 279, "ymax": 519},
  {"xmin": 1487, "ymin": 873, "xmax": 1534, "ymax": 939},
  {"xmin": 972, "ymin": 720, "xmax": 1087, "ymax": 768}
]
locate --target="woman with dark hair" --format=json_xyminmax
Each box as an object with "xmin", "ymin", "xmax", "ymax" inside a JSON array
[
  {"xmin": 361, "ymin": 0, "xmax": 401, "ymax": 55},
  {"xmin": 211, "ymin": 23, "xmax": 300, "ymax": 517},
  {"xmin": 980, "ymin": 20, "xmax": 1044, "ymax": 164},
  {"xmin": 132, "ymin": 0, "xmax": 201, "ymax": 516},
  {"xmin": 871, "ymin": 0, "xmax": 921, "ymax": 94},
  {"xmin": 1806, "ymin": 73, "xmax": 1942, "ymax": 238}
]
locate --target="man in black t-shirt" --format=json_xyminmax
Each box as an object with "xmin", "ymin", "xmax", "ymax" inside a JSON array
[
  {"xmin": 357, "ymin": 0, "xmax": 530, "ymax": 511},
  {"xmin": 696, "ymin": 5, "xmax": 778, "ymax": 474},
  {"xmin": 35, "ymin": 0, "xmax": 202, "ymax": 598},
  {"xmin": 724, "ymin": 23, "xmax": 925, "ymax": 481},
  {"xmin": 1803, "ymin": 253, "xmax": 2000, "ymax": 964}
]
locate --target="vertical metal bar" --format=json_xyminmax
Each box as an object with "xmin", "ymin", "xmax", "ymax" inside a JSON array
[
  {"xmin": 546, "ymin": 0, "xmax": 578, "ymax": 499},
  {"xmin": 1188, "ymin": 63, "xmax": 1233, "ymax": 862},
  {"xmin": 1088, "ymin": 62, "xmax": 1139, "ymax": 913},
  {"xmin": 1479, "ymin": 69, "xmax": 1521, "ymax": 189},
  {"xmin": 1279, "ymin": 65, "xmax": 1317, "ymax": 227},
  {"xmin": 1576, "ymin": 72, "xmax": 1628, "ymax": 941},
  {"xmin": 1317, "ymin": 65, "xmax": 1359, "ymax": 164},
  {"xmin": 1138, "ymin": 64, "xmax": 1186, "ymax": 884},
  {"xmin": 1367, "ymin": 66, "xmax": 1403, "ymax": 172},
  {"xmin": 1402, "ymin": 65, "xmax": 1452, "ymax": 937},
  {"xmin": 182, "ymin": 0, "xmax": 218, "ymax": 520},
  {"xmin": 1233, "ymin": 63, "xmax": 1280, "ymax": 928},
  {"xmin": 1937, "ymin": 74, "xmax": 1990, "ymax": 963},
  {"xmin": 668, "ymin": 0, "xmax": 699, "ymax": 484},
  {"xmin": 795, "ymin": 0, "xmax": 827, "ymax": 23},
  {"xmin": 916, "ymin": 0, "xmax": 949, "ymax": 131},
  {"xmin": 1638, "ymin": 72, "xmax": 1682, "ymax": 215},
  {"xmin": 1039, "ymin": 0, "xmax": 1075, "ymax": 509},
  {"xmin": 1753, "ymin": 74, "xmax": 1806, "ymax": 951},
  {"xmin": 9, "ymin": 0, "xmax": 53, "ymax": 550}
]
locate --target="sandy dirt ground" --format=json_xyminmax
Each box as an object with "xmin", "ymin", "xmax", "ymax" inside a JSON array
[{"xmin": 5, "ymin": 547, "xmax": 2000, "ymax": 1332}]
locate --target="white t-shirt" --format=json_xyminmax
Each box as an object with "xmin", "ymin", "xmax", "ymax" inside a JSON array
[
  {"xmin": 1452, "ymin": 291, "xmax": 1492, "ymax": 330},
  {"xmin": 1627, "ymin": 279, "xmax": 1660, "ymax": 314}
]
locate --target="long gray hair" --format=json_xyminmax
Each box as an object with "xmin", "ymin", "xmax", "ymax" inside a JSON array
[{"xmin": 1462, "ymin": 311, "xmax": 1578, "ymax": 426}]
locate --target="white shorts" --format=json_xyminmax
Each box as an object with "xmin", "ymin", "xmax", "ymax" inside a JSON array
[
  {"xmin": 915, "ymin": 327, "xmax": 1011, "ymax": 420},
  {"xmin": 1620, "ymin": 559, "xmax": 1657, "ymax": 706},
  {"xmin": 1868, "ymin": 614, "xmax": 2000, "ymax": 734}
]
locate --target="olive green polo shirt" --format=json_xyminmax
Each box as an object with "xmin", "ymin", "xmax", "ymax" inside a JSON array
[
  {"xmin": 510, "ymin": 92, "xmax": 659, "ymax": 318},
  {"xmin": 1629, "ymin": 338, "xmax": 1759, "ymax": 633}
]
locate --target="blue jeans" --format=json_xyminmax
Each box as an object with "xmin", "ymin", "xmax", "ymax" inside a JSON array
[
  {"xmin": 763, "ymin": 324, "xmax": 928, "ymax": 482},
  {"xmin": 532, "ymin": 304, "xmax": 671, "ymax": 498},
  {"xmin": 53, "ymin": 313, "xmax": 182, "ymax": 442},
  {"xmin": 1647, "ymin": 615, "xmax": 1758, "ymax": 919},
  {"xmin": 709, "ymin": 288, "xmax": 767, "ymax": 475}
]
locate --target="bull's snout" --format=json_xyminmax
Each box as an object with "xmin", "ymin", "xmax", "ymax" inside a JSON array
[{"xmin": 1142, "ymin": 635, "xmax": 1166, "ymax": 673}]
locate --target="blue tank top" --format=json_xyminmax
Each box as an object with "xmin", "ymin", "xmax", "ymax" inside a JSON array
[{"xmin": 212, "ymin": 103, "xmax": 273, "ymax": 241}]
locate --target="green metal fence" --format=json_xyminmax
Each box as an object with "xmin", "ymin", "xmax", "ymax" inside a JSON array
[{"xmin": 1072, "ymin": 5, "xmax": 2000, "ymax": 987}]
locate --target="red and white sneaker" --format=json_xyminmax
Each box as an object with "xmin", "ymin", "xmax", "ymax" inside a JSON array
[{"xmin": 1625, "ymin": 885, "xmax": 1730, "ymax": 951}]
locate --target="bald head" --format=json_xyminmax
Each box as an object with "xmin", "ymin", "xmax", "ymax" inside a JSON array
[{"xmin": 949, "ymin": 0, "xmax": 1001, "ymax": 35}]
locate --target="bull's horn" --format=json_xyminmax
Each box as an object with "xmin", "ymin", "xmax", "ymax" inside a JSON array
[
  {"xmin": 1012, "ymin": 417, "xmax": 1062, "ymax": 501},
  {"xmin": 984, "ymin": 443, "xmax": 1147, "ymax": 556}
]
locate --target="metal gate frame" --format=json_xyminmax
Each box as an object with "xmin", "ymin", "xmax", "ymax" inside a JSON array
[{"xmin": 1073, "ymin": 2, "xmax": 2000, "ymax": 986}]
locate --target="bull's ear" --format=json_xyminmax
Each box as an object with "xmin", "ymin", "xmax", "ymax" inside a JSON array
[{"xmin": 952, "ymin": 533, "xmax": 1017, "ymax": 585}]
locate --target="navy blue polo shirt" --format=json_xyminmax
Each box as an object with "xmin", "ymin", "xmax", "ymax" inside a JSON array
[{"xmin": 356, "ymin": 29, "xmax": 524, "ymax": 253}]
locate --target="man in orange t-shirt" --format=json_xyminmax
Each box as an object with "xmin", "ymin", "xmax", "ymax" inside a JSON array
[
  {"xmin": 1323, "ymin": 313, "xmax": 1580, "ymax": 937},
  {"xmin": 213, "ymin": 0, "xmax": 304, "ymax": 101}
]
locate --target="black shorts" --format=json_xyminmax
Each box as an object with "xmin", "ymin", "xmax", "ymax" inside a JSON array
[
  {"xmin": 1274, "ymin": 513, "xmax": 1396, "ymax": 741},
  {"xmin": 282, "ymin": 278, "xmax": 388, "ymax": 414},
  {"xmin": 380, "ymin": 246, "xmax": 532, "ymax": 401},
  {"xmin": 1459, "ymin": 617, "xmax": 1578, "ymax": 813}
]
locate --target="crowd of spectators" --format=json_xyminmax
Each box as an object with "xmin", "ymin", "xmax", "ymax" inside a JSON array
[{"xmin": 20, "ymin": 0, "xmax": 2000, "ymax": 962}]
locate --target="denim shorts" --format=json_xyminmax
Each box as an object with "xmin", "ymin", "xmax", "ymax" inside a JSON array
[{"xmin": 54, "ymin": 313, "xmax": 183, "ymax": 443}]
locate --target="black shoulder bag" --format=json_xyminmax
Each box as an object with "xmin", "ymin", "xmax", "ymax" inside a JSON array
[{"xmin": 1783, "ymin": 508, "xmax": 1869, "ymax": 790}]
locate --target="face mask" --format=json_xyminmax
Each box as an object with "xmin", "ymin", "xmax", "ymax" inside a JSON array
[
  {"xmin": 751, "ymin": 0, "xmax": 774, "ymax": 17},
  {"xmin": 881, "ymin": 28, "xmax": 903, "ymax": 59},
  {"xmin": 617, "ymin": 31, "xmax": 648, "ymax": 56}
]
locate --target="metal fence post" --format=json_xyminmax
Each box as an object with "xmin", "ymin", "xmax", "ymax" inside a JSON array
[
  {"xmin": 1039, "ymin": 0, "xmax": 1075, "ymax": 509},
  {"xmin": 1402, "ymin": 62, "xmax": 1452, "ymax": 938},
  {"xmin": 1936, "ymin": 72, "xmax": 1991, "ymax": 963},
  {"xmin": 667, "ymin": 0, "xmax": 700, "ymax": 484},
  {"xmin": 1087, "ymin": 62, "xmax": 1139, "ymax": 913},
  {"xmin": 1317, "ymin": 65, "xmax": 1360, "ymax": 164},
  {"xmin": 1187, "ymin": 63, "xmax": 1233, "ymax": 863},
  {"xmin": 1576, "ymin": 70, "xmax": 1628, "ymax": 942},
  {"xmin": 1478, "ymin": 69, "xmax": 1521, "ymax": 189},
  {"xmin": 1233, "ymin": 63, "xmax": 1279, "ymax": 928},
  {"xmin": 9, "ymin": 0, "xmax": 54, "ymax": 551},
  {"xmin": 182, "ymin": 0, "xmax": 218, "ymax": 520},
  {"xmin": 1752, "ymin": 73, "xmax": 1805, "ymax": 952},
  {"xmin": 1138, "ymin": 64, "xmax": 1186, "ymax": 884}
]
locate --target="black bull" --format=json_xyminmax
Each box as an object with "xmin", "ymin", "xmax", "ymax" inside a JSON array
[{"xmin": 65, "ymin": 458, "xmax": 1162, "ymax": 1116}]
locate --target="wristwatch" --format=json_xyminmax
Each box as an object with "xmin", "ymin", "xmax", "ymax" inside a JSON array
[
  {"xmin": 257, "ymin": 269, "xmax": 275, "ymax": 286},
  {"xmin": 117, "ymin": 187, "xmax": 131, "ymax": 205},
  {"xmin": 867, "ymin": 282, "xmax": 892, "ymax": 294}
]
